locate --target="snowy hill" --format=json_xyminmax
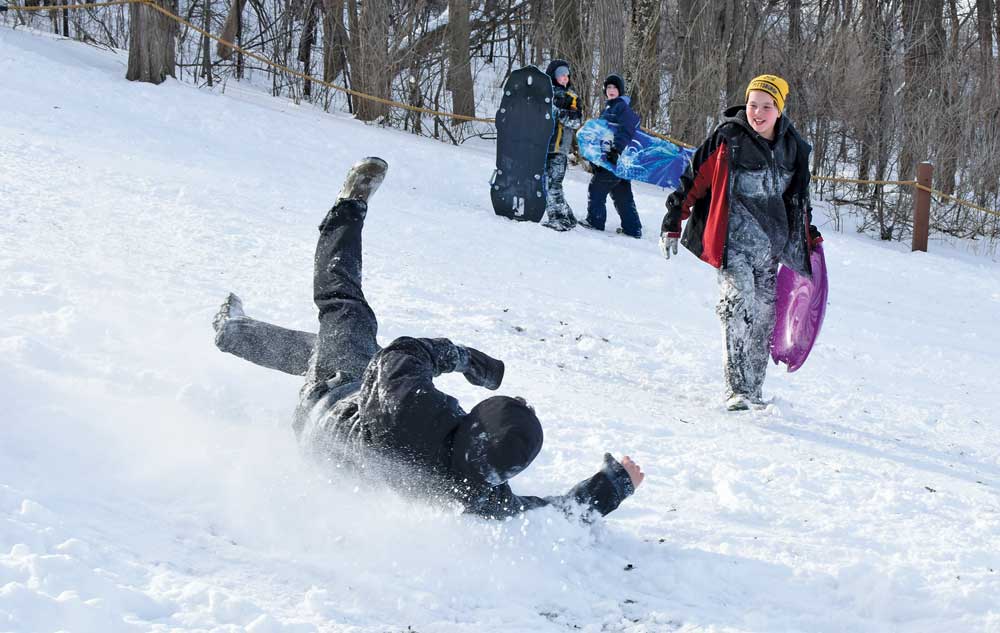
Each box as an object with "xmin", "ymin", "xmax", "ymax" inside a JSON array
[{"xmin": 3, "ymin": 25, "xmax": 1000, "ymax": 633}]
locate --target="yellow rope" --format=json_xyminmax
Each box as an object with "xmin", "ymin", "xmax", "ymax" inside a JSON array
[
  {"xmin": 813, "ymin": 175, "xmax": 917, "ymax": 187},
  {"xmin": 8, "ymin": 0, "xmax": 495, "ymax": 123},
  {"xmin": 643, "ymin": 128, "xmax": 695, "ymax": 149},
  {"xmin": 6, "ymin": 1, "xmax": 1000, "ymax": 219},
  {"xmin": 913, "ymin": 183, "xmax": 1000, "ymax": 219}
]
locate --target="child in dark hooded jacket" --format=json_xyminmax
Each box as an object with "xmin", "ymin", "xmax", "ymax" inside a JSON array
[
  {"xmin": 213, "ymin": 157, "xmax": 646, "ymax": 519},
  {"xmin": 582, "ymin": 74, "xmax": 643, "ymax": 238},
  {"xmin": 541, "ymin": 59, "xmax": 583, "ymax": 231}
]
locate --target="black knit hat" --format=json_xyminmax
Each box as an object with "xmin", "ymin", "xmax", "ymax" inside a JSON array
[
  {"xmin": 603, "ymin": 74, "xmax": 625, "ymax": 95},
  {"xmin": 451, "ymin": 396, "xmax": 543, "ymax": 486}
]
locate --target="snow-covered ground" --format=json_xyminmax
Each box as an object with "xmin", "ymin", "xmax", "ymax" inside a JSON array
[{"xmin": 3, "ymin": 25, "xmax": 1000, "ymax": 633}]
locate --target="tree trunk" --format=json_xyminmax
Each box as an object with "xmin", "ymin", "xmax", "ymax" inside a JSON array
[
  {"xmin": 528, "ymin": 0, "xmax": 550, "ymax": 65},
  {"xmin": 126, "ymin": 0, "xmax": 177, "ymax": 85},
  {"xmin": 347, "ymin": 0, "xmax": 390, "ymax": 121},
  {"xmin": 201, "ymin": 0, "xmax": 213, "ymax": 86},
  {"xmin": 624, "ymin": 0, "xmax": 660, "ymax": 124},
  {"xmin": 321, "ymin": 0, "xmax": 347, "ymax": 83},
  {"xmin": 786, "ymin": 0, "xmax": 801, "ymax": 119},
  {"xmin": 977, "ymin": 0, "xmax": 994, "ymax": 84},
  {"xmin": 217, "ymin": 0, "xmax": 245, "ymax": 61},
  {"xmin": 553, "ymin": 0, "xmax": 588, "ymax": 113},
  {"xmin": 719, "ymin": 0, "xmax": 746, "ymax": 106},
  {"xmin": 299, "ymin": 0, "xmax": 318, "ymax": 97},
  {"xmin": 595, "ymin": 0, "xmax": 627, "ymax": 99},
  {"xmin": 447, "ymin": 0, "xmax": 475, "ymax": 121},
  {"xmin": 670, "ymin": 0, "xmax": 717, "ymax": 141}
]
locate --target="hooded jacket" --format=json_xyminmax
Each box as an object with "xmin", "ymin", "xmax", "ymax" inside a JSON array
[
  {"xmin": 295, "ymin": 336, "xmax": 635, "ymax": 519},
  {"xmin": 661, "ymin": 105, "xmax": 814, "ymax": 275},
  {"xmin": 600, "ymin": 93, "xmax": 640, "ymax": 154},
  {"xmin": 544, "ymin": 59, "xmax": 582, "ymax": 155}
]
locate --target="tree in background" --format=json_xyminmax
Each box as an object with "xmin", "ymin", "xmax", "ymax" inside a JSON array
[
  {"xmin": 126, "ymin": 0, "xmax": 177, "ymax": 84},
  {"xmin": 19, "ymin": 0, "xmax": 1000, "ymax": 242}
]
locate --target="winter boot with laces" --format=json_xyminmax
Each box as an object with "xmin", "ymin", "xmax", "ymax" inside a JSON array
[{"xmin": 335, "ymin": 157, "xmax": 388, "ymax": 205}]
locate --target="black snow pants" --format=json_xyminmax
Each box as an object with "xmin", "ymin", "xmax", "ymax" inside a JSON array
[
  {"xmin": 214, "ymin": 199, "xmax": 379, "ymax": 388},
  {"xmin": 586, "ymin": 166, "xmax": 641, "ymax": 237}
]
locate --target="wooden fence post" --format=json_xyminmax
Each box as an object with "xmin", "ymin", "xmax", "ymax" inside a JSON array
[{"xmin": 911, "ymin": 161, "xmax": 933, "ymax": 252}]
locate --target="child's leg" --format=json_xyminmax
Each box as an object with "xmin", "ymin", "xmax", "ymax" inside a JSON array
[
  {"xmin": 717, "ymin": 250, "xmax": 756, "ymax": 400},
  {"xmin": 306, "ymin": 158, "xmax": 387, "ymax": 386},
  {"xmin": 586, "ymin": 167, "xmax": 616, "ymax": 229},
  {"xmin": 746, "ymin": 258, "xmax": 780, "ymax": 401},
  {"xmin": 610, "ymin": 179, "xmax": 642, "ymax": 238},
  {"xmin": 542, "ymin": 153, "xmax": 576, "ymax": 231},
  {"xmin": 213, "ymin": 293, "xmax": 316, "ymax": 375}
]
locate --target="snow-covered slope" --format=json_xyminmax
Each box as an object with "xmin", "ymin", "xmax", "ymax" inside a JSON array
[{"xmin": 3, "ymin": 25, "xmax": 1000, "ymax": 633}]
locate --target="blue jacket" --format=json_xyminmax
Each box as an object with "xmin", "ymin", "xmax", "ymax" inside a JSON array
[{"xmin": 600, "ymin": 96, "xmax": 640, "ymax": 152}]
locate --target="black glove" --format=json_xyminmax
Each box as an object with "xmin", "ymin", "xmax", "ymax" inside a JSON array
[
  {"xmin": 553, "ymin": 93, "xmax": 571, "ymax": 109},
  {"xmin": 809, "ymin": 224, "xmax": 823, "ymax": 245},
  {"xmin": 562, "ymin": 108, "xmax": 581, "ymax": 122},
  {"xmin": 661, "ymin": 192, "xmax": 683, "ymax": 234},
  {"xmin": 605, "ymin": 146, "xmax": 620, "ymax": 166},
  {"xmin": 460, "ymin": 347, "xmax": 505, "ymax": 390}
]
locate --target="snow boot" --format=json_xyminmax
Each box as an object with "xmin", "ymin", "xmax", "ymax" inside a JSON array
[
  {"xmin": 336, "ymin": 157, "xmax": 388, "ymax": 205},
  {"xmin": 213, "ymin": 292, "xmax": 246, "ymax": 349},
  {"xmin": 726, "ymin": 394, "xmax": 751, "ymax": 412},
  {"xmin": 213, "ymin": 293, "xmax": 245, "ymax": 333}
]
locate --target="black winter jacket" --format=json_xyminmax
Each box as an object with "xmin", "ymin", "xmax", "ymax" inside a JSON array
[
  {"xmin": 545, "ymin": 59, "xmax": 582, "ymax": 155},
  {"xmin": 295, "ymin": 336, "xmax": 635, "ymax": 519},
  {"xmin": 661, "ymin": 106, "xmax": 814, "ymax": 275}
]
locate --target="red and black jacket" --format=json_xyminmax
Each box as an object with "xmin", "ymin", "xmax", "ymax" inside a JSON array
[{"xmin": 661, "ymin": 106, "xmax": 815, "ymax": 276}]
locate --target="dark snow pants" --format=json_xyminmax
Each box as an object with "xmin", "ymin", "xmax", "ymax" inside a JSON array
[
  {"xmin": 542, "ymin": 153, "xmax": 577, "ymax": 231},
  {"xmin": 214, "ymin": 199, "xmax": 379, "ymax": 386},
  {"xmin": 586, "ymin": 166, "xmax": 641, "ymax": 237},
  {"xmin": 717, "ymin": 208, "xmax": 780, "ymax": 401},
  {"xmin": 214, "ymin": 317, "xmax": 315, "ymax": 376}
]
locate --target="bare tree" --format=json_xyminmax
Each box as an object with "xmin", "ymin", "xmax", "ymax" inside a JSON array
[
  {"xmin": 553, "ymin": 0, "xmax": 589, "ymax": 112},
  {"xmin": 217, "ymin": 0, "xmax": 246, "ymax": 61},
  {"xmin": 126, "ymin": 0, "xmax": 177, "ymax": 84},
  {"xmin": 447, "ymin": 0, "xmax": 475, "ymax": 120},
  {"xmin": 624, "ymin": 0, "xmax": 660, "ymax": 124},
  {"xmin": 346, "ymin": 0, "xmax": 390, "ymax": 121},
  {"xmin": 594, "ymin": 0, "xmax": 627, "ymax": 99}
]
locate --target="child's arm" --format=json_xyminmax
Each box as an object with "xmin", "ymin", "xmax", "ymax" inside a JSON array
[{"xmin": 662, "ymin": 133, "xmax": 724, "ymax": 233}]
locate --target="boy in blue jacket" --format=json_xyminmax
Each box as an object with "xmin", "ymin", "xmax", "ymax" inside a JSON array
[{"xmin": 582, "ymin": 74, "xmax": 642, "ymax": 238}]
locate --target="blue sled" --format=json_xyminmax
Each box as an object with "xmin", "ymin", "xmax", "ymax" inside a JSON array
[{"xmin": 577, "ymin": 119, "xmax": 695, "ymax": 189}]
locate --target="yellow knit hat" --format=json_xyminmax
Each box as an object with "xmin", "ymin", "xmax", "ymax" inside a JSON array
[{"xmin": 745, "ymin": 74, "xmax": 789, "ymax": 112}]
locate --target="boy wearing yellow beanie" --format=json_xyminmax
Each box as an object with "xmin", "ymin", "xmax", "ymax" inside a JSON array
[{"xmin": 658, "ymin": 74, "xmax": 821, "ymax": 411}]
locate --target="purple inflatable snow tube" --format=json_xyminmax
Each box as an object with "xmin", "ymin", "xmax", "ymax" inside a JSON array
[{"xmin": 770, "ymin": 243, "xmax": 828, "ymax": 372}]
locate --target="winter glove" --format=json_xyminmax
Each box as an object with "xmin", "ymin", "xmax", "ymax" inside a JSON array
[
  {"xmin": 604, "ymin": 146, "xmax": 620, "ymax": 166},
  {"xmin": 458, "ymin": 346, "xmax": 505, "ymax": 390},
  {"xmin": 809, "ymin": 224, "xmax": 823, "ymax": 246},
  {"xmin": 658, "ymin": 191, "xmax": 683, "ymax": 260},
  {"xmin": 659, "ymin": 232, "xmax": 679, "ymax": 260},
  {"xmin": 559, "ymin": 108, "xmax": 583, "ymax": 130}
]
